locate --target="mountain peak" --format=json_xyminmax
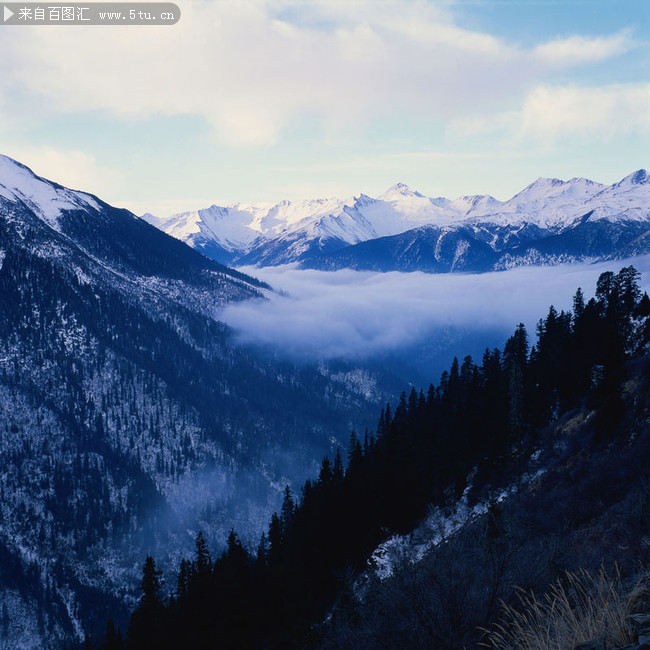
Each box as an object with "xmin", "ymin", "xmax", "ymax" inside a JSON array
[
  {"xmin": 567, "ymin": 176, "xmax": 597, "ymax": 185},
  {"xmin": 457, "ymin": 193, "xmax": 495, "ymax": 204},
  {"xmin": 0, "ymin": 153, "xmax": 103, "ymax": 229},
  {"xmin": 526, "ymin": 177, "xmax": 565, "ymax": 190},
  {"xmin": 0, "ymin": 153, "xmax": 27, "ymax": 171},
  {"xmin": 616, "ymin": 169, "xmax": 649, "ymax": 187},
  {"xmin": 354, "ymin": 193, "xmax": 376, "ymax": 207},
  {"xmin": 379, "ymin": 183, "xmax": 424, "ymax": 201},
  {"xmin": 0, "ymin": 154, "xmax": 41, "ymax": 190}
]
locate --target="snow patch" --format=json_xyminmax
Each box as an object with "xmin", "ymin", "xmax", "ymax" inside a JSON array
[
  {"xmin": 0, "ymin": 155, "xmax": 100, "ymax": 231},
  {"xmin": 366, "ymin": 466, "xmax": 546, "ymax": 583}
]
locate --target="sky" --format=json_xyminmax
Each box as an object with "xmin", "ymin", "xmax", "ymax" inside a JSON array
[{"xmin": 0, "ymin": 0, "xmax": 648, "ymax": 215}]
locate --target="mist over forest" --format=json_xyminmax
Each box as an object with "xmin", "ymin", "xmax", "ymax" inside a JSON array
[{"xmin": 220, "ymin": 257, "xmax": 650, "ymax": 377}]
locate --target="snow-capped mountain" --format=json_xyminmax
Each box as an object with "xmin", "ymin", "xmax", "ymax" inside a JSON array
[
  {"xmin": 143, "ymin": 182, "xmax": 482, "ymax": 266},
  {"xmin": 0, "ymin": 155, "xmax": 400, "ymax": 647},
  {"xmin": 0, "ymin": 154, "xmax": 268, "ymax": 310},
  {"xmin": 0, "ymin": 155, "xmax": 103, "ymax": 231},
  {"xmin": 145, "ymin": 171, "xmax": 650, "ymax": 272}
]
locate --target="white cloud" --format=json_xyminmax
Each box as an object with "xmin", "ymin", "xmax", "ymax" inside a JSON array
[
  {"xmin": 0, "ymin": 1, "xmax": 633, "ymax": 146},
  {"xmin": 448, "ymin": 81, "xmax": 650, "ymax": 143},
  {"xmin": 534, "ymin": 31, "xmax": 631, "ymax": 66},
  {"xmin": 519, "ymin": 83, "xmax": 650, "ymax": 140},
  {"xmin": 219, "ymin": 258, "xmax": 650, "ymax": 362}
]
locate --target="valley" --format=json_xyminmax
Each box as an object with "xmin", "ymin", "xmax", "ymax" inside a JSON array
[{"xmin": 0, "ymin": 154, "xmax": 650, "ymax": 647}]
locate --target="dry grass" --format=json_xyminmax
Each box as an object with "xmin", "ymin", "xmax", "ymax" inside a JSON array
[{"xmin": 481, "ymin": 567, "xmax": 649, "ymax": 650}]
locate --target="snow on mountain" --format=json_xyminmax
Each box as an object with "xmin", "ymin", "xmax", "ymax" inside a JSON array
[
  {"xmin": 577, "ymin": 169, "xmax": 650, "ymax": 224},
  {"xmin": 145, "ymin": 172, "xmax": 633, "ymax": 265},
  {"xmin": 469, "ymin": 176, "xmax": 607, "ymax": 229},
  {"xmin": 377, "ymin": 182, "xmax": 425, "ymax": 201},
  {"xmin": 0, "ymin": 154, "xmax": 101, "ymax": 231},
  {"xmin": 449, "ymin": 194, "xmax": 502, "ymax": 217},
  {"xmin": 0, "ymin": 154, "xmax": 268, "ymax": 315},
  {"xmin": 368, "ymin": 183, "xmax": 461, "ymax": 233},
  {"xmin": 149, "ymin": 204, "xmax": 269, "ymax": 252},
  {"xmin": 613, "ymin": 168, "xmax": 650, "ymax": 189},
  {"xmin": 146, "ymin": 182, "xmax": 470, "ymax": 264},
  {"xmin": 141, "ymin": 169, "xmax": 650, "ymax": 271},
  {"xmin": 0, "ymin": 153, "xmax": 402, "ymax": 648}
]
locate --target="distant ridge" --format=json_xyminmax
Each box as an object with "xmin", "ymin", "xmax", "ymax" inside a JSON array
[{"xmin": 143, "ymin": 170, "xmax": 650, "ymax": 271}]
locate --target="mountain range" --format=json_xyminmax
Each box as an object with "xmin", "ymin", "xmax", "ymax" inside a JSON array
[
  {"xmin": 144, "ymin": 170, "xmax": 650, "ymax": 272},
  {"xmin": 1, "ymin": 151, "xmax": 649, "ymax": 647}
]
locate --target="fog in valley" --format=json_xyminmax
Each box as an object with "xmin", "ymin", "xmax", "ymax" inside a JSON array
[{"xmin": 221, "ymin": 257, "xmax": 650, "ymax": 381}]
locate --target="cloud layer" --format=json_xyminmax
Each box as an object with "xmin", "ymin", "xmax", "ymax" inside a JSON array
[
  {"xmin": 220, "ymin": 259, "xmax": 650, "ymax": 363},
  {"xmin": 1, "ymin": 1, "xmax": 634, "ymax": 146}
]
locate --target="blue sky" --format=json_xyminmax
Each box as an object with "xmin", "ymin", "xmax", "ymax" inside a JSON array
[{"xmin": 0, "ymin": 0, "xmax": 648, "ymax": 215}]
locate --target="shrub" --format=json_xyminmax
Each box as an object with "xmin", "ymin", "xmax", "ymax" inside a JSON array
[{"xmin": 482, "ymin": 567, "xmax": 647, "ymax": 650}]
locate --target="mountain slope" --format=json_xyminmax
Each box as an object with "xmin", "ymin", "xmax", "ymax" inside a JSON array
[
  {"xmin": 303, "ymin": 225, "xmax": 498, "ymax": 273},
  {"xmin": 0, "ymin": 155, "xmax": 398, "ymax": 647},
  {"xmin": 112, "ymin": 265, "xmax": 650, "ymax": 649}
]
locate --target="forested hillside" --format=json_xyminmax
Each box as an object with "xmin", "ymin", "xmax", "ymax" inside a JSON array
[
  {"xmin": 111, "ymin": 266, "xmax": 650, "ymax": 649},
  {"xmin": 0, "ymin": 157, "xmax": 402, "ymax": 647}
]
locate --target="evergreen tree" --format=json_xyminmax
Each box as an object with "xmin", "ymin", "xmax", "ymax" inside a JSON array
[
  {"xmin": 572, "ymin": 287, "xmax": 585, "ymax": 321},
  {"xmin": 503, "ymin": 323, "xmax": 529, "ymax": 436},
  {"xmin": 615, "ymin": 266, "xmax": 642, "ymax": 314},
  {"xmin": 347, "ymin": 431, "xmax": 363, "ymax": 473},
  {"xmin": 255, "ymin": 532, "xmax": 269, "ymax": 571},
  {"xmin": 281, "ymin": 485, "xmax": 295, "ymax": 530},
  {"xmin": 127, "ymin": 556, "xmax": 164, "ymax": 649},
  {"xmin": 332, "ymin": 448, "xmax": 344, "ymax": 483},
  {"xmin": 636, "ymin": 292, "xmax": 650, "ymax": 318},
  {"xmin": 317, "ymin": 457, "xmax": 334, "ymax": 489},
  {"xmin": 193, "ymin": 531, "xmax": 211, "ymax": 580},
  {"xmin": 102, "ymin": 620, "xmax": 124, "ymax": 650},
  {"xmin": 175, "ymin": 559, "xmax": 190, "ymax": 598},
  {"xmin": 268, "ymin": 512, "xmax": 284, "ymax": 564},
  {"xmin": 596, "ymin": 270, "xmax": 616, "ymax": 309},
  {"xmin": 140, "ymin": 555, "xmax": 163, "ymax": 609}
]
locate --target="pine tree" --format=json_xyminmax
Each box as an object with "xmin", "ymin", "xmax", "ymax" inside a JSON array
[
  {"xmin": 615, "ymin": 266, "xmax": 641, "ymax": 314},
  {"xmin": 503, "ymin": 323, "xmax": 529, "ymax": 436},
  {"xmin": 140, "ymin": 555, "xmax": 163, "ymax": 608},
  {"xmin": 281, "ymin": 485, "xmax": 295, "ymax": 530},
  {"xmin": 596, "ymin": 270, "xmax": 616, "ymax": 309},
  {"xmin": 175, "ymin": 559, "xmax": 190, "ymax": 598},
  {"xmin": 193, "ymin": 531, "xmax": 211, "ymax": 579},
  {"xmin": 268, "ymin": 512, "xmax": 284, "ymax": 565},
  {"xmin": 127, "ymin": 556, "xmax": 164, "ymax": 649},
  {"xmin": 317, "ymin": 457, "xmax": 333, "ymax": 489},
  {"xmin": 255, "ymin": 532, "xmax": 269, "ymax": 571},
  {"xmin": 347, "ymin": 431, "xmax": 363, "ymax": 472},
  {"xmin": 225, "ymin": 529, "xmax": 247, "ymax": 569},
  {"xmin": 636, "ymin": 292, "xmax": 650, "ymax": 318},
  {"xmin": 573, "ymin": 287, "xmax": 585, "ymax": 321},
  {"xmin": 332, "ymin": 449, "xmax": 344, "ymax": 483},
  {"xmin": 102, "ymin": 619, "xmax": 124, "ymax": 650}
]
